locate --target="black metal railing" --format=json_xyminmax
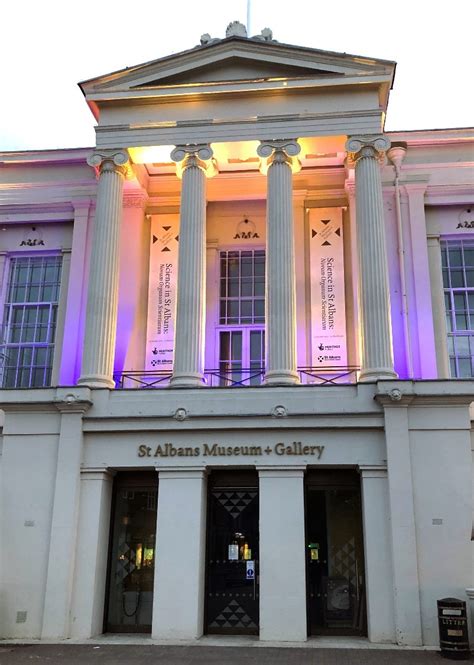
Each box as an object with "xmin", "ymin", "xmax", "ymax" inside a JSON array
[{"xmin": 113, "ymin": 366, "xmax": 360, "ymax": 389}]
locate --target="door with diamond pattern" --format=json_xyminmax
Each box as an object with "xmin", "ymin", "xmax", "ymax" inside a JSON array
[{"xmin": 205, "ymin": 471, "xmax": 259, "ymax": 635}]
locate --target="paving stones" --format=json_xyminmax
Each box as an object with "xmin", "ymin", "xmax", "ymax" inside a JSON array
[{"xmin": 0, "ymin": 645, "xmax": 458, "ymax": 665}]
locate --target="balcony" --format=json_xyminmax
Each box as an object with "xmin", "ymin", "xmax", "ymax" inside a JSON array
[{"xmin": 113, "ymin": 366, "xmax": 360, "ymax": 389}]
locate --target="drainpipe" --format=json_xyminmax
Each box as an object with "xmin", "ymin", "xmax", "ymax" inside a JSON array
[{"xmin": 387, "ymin": 143, "xmax": 413, "ymax": 378}]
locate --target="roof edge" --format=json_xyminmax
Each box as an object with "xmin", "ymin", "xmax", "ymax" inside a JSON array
[{"xmin": 78, "ymin": 35, "xmax": 397, "ymax": 92}]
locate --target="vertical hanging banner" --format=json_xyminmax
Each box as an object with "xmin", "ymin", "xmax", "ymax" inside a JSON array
[
  {"xmin": 146, "ymin": 215, "xmax": 179, "ymax": 371},
  {"xmin": 309, "ymin": 208, "xmax": 347, "ymax": 367}
]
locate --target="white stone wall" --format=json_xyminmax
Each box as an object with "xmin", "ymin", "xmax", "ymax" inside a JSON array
[
  {"xmin": 410, "ymin": 421, "xmax": 471, "ymax": 644},
  {"xmin": 0, "ymin": 382, "xmax": 471, "ymax": 643},
  {"xmin": 0, "ymin": 412, "xmax": 60, "ymax": 637}
]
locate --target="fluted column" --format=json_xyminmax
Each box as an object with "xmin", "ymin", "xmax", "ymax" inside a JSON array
[
  {"xmin": 78, "ymin": 150, "xmax": 130, "ymax": 388},
  {"xmin": 258, "ymin": 139, "xmax": 300, "ymax": 385},
  {"xmin": 346, "ymin": 136, "xmax": 397, "ymax": 381},
  {"xmin": 170, "ymin": 145, "xmax": 217, "ymax": 388}
]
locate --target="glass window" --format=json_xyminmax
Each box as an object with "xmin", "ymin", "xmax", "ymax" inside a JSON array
[
  {"xmin": 0, "ymin": 256, "xmax": 62, "ymax": 388},
  {"xmin": 219, "ymin": 249, "xmax": 265, "ymax": 325},
  {"xmin": 218, "ymin": 249, "xmax": 265, "ymax": 386},
  {"xmin": 442, "ymin": 240, "xmax": 474, "ymax": 377}
]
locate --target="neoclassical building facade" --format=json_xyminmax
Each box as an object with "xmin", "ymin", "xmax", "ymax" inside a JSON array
[{"xmin": 0, "ymin": 23, "xmax": 473, "ymax": 647}]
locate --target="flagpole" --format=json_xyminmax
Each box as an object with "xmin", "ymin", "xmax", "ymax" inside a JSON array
[{"xmin": 247, "ymin": 0, "xmax": 251, "ymax": 36}]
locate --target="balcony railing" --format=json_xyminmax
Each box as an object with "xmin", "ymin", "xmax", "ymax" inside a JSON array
[{"xmin": 113, "ymin": 366, "xmax": 360, "ymax": 389}]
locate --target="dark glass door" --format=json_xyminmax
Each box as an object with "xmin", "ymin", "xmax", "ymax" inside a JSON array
[
  {"xmin": 306, "ymin": 471, "xmax": 366, "ymax": 636},
  {"xmin": 205, "ymin": 471, "xmax": 259, "ymax": 635},
  {"xmin": 105, "ymin": 472, "xmax": 157, "ymax": 633}
]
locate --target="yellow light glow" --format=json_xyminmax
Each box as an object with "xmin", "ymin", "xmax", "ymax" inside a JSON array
[
  {"xmin": 136, "ymin": 543, "xmax": 143, "ymax": 570},
  {"xmin": 211, "ymin": 141, "xmax": 260, "ymax": 165},
  {"xmin": 129, "ymin": 146, "xmax": 174, "ymax": 165},
  {"xmin": 143, "ymin": 546, "xmax": 154, "ymax": 567}
]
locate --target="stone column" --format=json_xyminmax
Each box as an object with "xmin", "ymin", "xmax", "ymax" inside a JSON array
[
  {"xmin": 170, "ymin": 145, "xmax": 216, "ymax": 388},
  {"xmin": 258, "ymin": 140, "xmax": 301, "ymax": 385},
  {"xmin": 152, "ymin": 468, "xmax": 207, "ymax": 639},
  {"xmin": 78, "ymin": 150, "xmax": 131, "ymax": 389},
  {"xmin": 346, "ymin": 136, "xmax": 397, "ymax": 381},
  {"xmin": 258, "ymin": 467, "xmax": 307, "ymax": 641}
]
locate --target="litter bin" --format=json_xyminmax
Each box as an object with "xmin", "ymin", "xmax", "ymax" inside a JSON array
[{"xmin": 438, "ymin": 598, "xmax": 471, "ymax": 660}]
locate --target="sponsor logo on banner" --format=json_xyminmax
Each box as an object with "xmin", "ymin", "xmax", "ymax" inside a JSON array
[
  {"xmin": 309, "ymin": 208, "xmax": 347, "ymax": 367},
  {"xmin": 146, "ymin": 216, "xmax": 179, "ymax": 370}
]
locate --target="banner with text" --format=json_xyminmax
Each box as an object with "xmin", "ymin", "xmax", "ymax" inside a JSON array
[
  {"xmin": 146, "ymin": 215, "xmax": 179, "ymax": 371},
  {"xmin": 309, "ymin": 208, "xmax": 347, "ymax": 367}
]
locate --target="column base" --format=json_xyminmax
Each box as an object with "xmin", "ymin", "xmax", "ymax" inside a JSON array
[
  {"xmin": 264, "ymin": 370, "xmax": 300, "ymax": 386},
  {"xmin": 359, "ymin": 367, "xmax": 398, "ymax": 382},
  {"xmin": 169, "ymin": 372, "xmax": 205, "ymax": 388},
  {"xmin": 77, "ymin": 374, "xmax": 115, "ymax": 389}
]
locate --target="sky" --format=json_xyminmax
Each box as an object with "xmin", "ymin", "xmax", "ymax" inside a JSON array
[{"xmin": 1, "ymin": 0, "xmax": 473, "ymax": 151}]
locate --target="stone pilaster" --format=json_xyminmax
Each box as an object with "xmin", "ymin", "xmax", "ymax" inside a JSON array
[
  {"xmin": 258, "ymin": 467, "xmax": 307, "ymax": 640},
  {"xmin": 59, "ymin": 199, "xmax": 92, "ymax": 385},
  {"xmin": 78, "ymin": 150, "xmax": 131, "ymax": 389},
  {"xmin": 375, "ymin": 393, "xmax": 422, "ymax": 645},
  {"xmin": 258, "ymin": 139, "xmax": 300, "ymax": 385},
  {"xmin": 427, "ymin": 234, "xmax": 450, "ymax": 378},
  {"xmin": 152, "ymin": 468, "xmax": 207, "ymax": 639},
  {"xmin": 41, "ymin": 391, "xmax": 92, "ymax": 638},
  {"xmin": 70, "ymin": 468, "xmax": 114, "ymax": 638},
  {"xmin": 346, "ymin": 136, "xmax": 397, "ymax": 381},
  {"xmin": 170, "ymin": 145, "xmax": 217, "ymax": 388},
  {"xmin": 359, "ymin": 466, "xmax": 396, "ymax": 642}
]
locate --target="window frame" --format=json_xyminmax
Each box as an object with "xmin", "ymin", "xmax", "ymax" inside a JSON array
[
  {"xmin": 441, "ymin": 238, "xmax": 474, "ymax": 378},
  {"xmin": 214, "ymin": 246, "xmax": 266, "ymax": 385},
  {"xmin": 0, "ymin": 253, "xmax": 63, "ymax": 388},
  {"xmin": 218, "ymin": 248, "xmax": 265, "ymax": 327}
]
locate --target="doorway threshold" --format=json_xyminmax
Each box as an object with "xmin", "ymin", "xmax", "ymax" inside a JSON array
[
  {"xmin": 0, "ymin": 634, "xmax": 437, "ymax": 650},
  {"xmin": 67, "ymin": 634, "xmax": 437, "ymax": 650}
]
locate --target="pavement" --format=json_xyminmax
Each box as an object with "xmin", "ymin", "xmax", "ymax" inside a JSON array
[{"xmin": 0, "ymin": 643, "xmax": 470, "ymax": 665}]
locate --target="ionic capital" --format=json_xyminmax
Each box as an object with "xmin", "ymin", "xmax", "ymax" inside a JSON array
[
  {"xmin": 87, "ymin": 149, "xmax": 133, "ymax": 178},
  {"xmin": 171, "ymin": 144, "xmax": 217, "ymax": 179},
  {"xmin": 257, "ymin": 139, "xmax": 301, "ymax": 175},
  {"xmin": 345, "ymin": 135, "xmax": 391, "ymax": 166}
]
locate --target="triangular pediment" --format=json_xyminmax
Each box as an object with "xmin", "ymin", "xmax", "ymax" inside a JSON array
[
  {"xmin": 135, "ymin": 57, "xmax": 343, "ymax": 87},
  {"xmin": 80, "ymin": 36, "xmax": 395, "ymax": 99}
]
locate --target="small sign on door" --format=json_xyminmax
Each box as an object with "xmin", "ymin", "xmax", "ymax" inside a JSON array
[{"xmin": 246, "ymin": 560, "xmax": 255, "ymax": 580}]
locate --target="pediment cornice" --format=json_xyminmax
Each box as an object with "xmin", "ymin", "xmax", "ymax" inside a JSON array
[{"xmin": 80, "ymin": 37, "xmax": 395, "ymax": 106}]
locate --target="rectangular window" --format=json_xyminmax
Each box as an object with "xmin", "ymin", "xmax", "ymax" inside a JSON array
[
  {"xmin": 218, "ymin": 249, "xmax": 265, "ymax": 385},
  {"xmin": 219, "ymin": 250, "xmax": 265, "ymax": 325},
  {"xmin": 0, "ymin": 256, "xmax": 62, "ymax": 388},
  {"xmin": 219, "ymin": 329, "xmax": 265, "ymax": 386},
  {"xmin": 441, "ymin": 239, "xmax": 474, "ymax": 377}
]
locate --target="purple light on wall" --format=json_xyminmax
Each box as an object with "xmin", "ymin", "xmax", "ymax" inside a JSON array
[{"xmin": 113, "ymin": 204, "xmax": 148, "ymax": 381}]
